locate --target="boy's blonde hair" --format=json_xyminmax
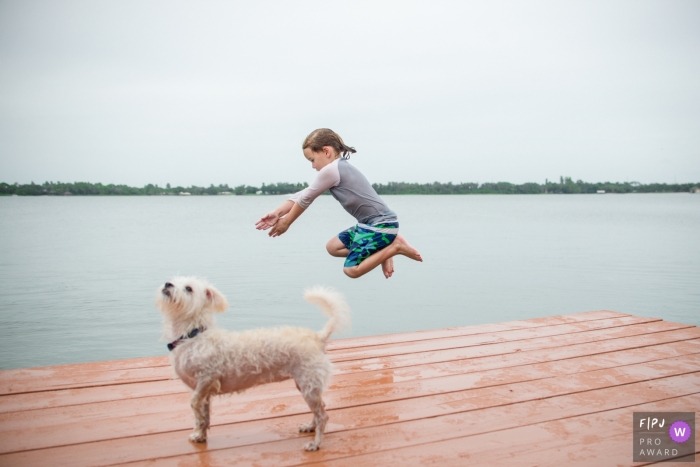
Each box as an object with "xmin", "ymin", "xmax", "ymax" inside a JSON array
[{"xmin": 302, "ymin": 129, "xmax": 357, "ymax": 160}]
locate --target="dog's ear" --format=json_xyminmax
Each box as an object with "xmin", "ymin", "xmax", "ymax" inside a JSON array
[{"xmin": 206, "ymin": 287, "xmax": 228, "ymax": 313}]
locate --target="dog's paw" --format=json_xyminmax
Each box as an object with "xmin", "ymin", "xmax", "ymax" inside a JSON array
[
  {"xmin": 189, "ymin": 432, "xmax": 207, "ymax": 443},
  {"xmin": 303, "ymin": 441, "xmax": 320, "ymax": 451},
  {"xmin": 299, "ymin": 422, "xmax": 316, "ymax": 433}
]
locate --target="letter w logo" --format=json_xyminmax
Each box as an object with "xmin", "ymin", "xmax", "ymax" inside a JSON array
[{"xmin": 674, "ymin": 427, "xmax": 686, "ymax": 437}]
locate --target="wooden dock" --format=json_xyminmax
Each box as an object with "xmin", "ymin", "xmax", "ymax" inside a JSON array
[{"xmin": 1, "ymin": 310, "xmax": 698, "ymax": 466}]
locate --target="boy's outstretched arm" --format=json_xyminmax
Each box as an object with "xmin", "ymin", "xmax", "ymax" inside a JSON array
[
  {"xmin": 269, "ymin": 202, "xmax": 305, "ymax": 237},
  {"xmin": 257, "ymin": 162, "xmax": 332, "ymax": 235},
  {"xmin": 255, "ymin": 200, "xmax": 294, "ymax": 230}
]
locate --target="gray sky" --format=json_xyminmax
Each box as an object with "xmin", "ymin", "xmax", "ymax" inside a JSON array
[{"xmin": 1, "ymin": 0, "xmax": 698, "ymax": 187}]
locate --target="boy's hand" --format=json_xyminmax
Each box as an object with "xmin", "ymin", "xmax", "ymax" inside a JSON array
[
  {"xmin": 269, "ymin": 218, "xmax": 290, "ymax": 237},
  {"xmin": 255, "ymin": 212, "xmax": 279, "ymax": 230}
]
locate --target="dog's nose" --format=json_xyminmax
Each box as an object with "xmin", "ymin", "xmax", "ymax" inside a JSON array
[{"xmin": 164, "ymin": 282, "xmax": 174, "ymax": 288}]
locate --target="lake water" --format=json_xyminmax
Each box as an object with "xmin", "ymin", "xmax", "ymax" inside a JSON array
[{"xmin": 0, "ymin": 194, "xmax": 698, "ymax": 370}]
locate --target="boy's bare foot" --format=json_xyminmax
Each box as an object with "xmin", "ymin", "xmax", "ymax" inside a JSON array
[
  {"xmin": 393, "ymin": 235, "xmax": 423, "ymax": 262},
  {"xmin": 381, "ymin": 257, "xmax": 394, "ymax": 278}
]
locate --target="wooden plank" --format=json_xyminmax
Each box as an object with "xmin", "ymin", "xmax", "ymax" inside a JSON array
[
  {"xmin": 0, "ymin": 315, "xmax": 648, "ymax": 395},
  {"xmin": 1, "ymin": 348, "xmax": 697, "ymax": 459},
  {"xmin": 2, "ymin": 325, "xmax": 695, "ymax": 434},
  {"xmin": 0, "ymin": 356, "xmax": 169, "ymax": 376},
  {"xmin": 4, "ymin": 358, "xmax": 697, "ymax": 467},
  {"xmin": 0, "ymin": 379, "xmax": 185, "ymax": 415},
  {"xmin": 0, "ymin": 357, "xmax": 170, "ymax": 389},
  {"xmin": 0, "ymin": 310, "xmax": 630, "ymax": 395},
  {"xmin": 334, "ymin": 320, "xmax": 694, "ymax": 374},
  {"xmin": 311, "ymin": 393, "xmax": 700, "ymax": 467},
  {"xmin": 99, "ymin": 370, "xmax": 700, "ymax": 467},
  {"xmin": 0, "ymin": 365, "xmax": 175, "ymax": 396},
  {"xmin": 1, "ymin": 327, "xmax": 696, "ymax": 432},
  {"xmin": 334, "ymin": 334, "xmax": 700, "ymax": 391},
  {"xmin": 329, "ymin": 315, "xmax": 659, "ymax": 362},
  {"xmin": 3, "ymin": 329, "xmax": 697, "ymax": 414},
  {"xmin": 325, "ymin": 310, "xmax": 630, "ymax": 350},
  {"xmin": 0, "ymin": 312, "xmax": 693, "ymax": 467}
]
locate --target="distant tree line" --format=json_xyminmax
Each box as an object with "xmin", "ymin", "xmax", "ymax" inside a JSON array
[
  {"xmin": 1, "ymin": 178, "xmax": 698, "ymax": 196},
  {"xmin": 372, "ymin": 177, "xmax": 700, "ymax": 195},
  {"xmin": 0, "ymin": 181, "xmax": 308, "ymax": 196}
]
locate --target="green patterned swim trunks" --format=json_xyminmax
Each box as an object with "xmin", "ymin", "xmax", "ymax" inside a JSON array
[{"xmin": 338, "ymin": 222, "xmax": 399, "ymax": 268}]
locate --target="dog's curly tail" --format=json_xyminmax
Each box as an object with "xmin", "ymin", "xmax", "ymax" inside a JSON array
[{"xmin": 304, "ymin": 285, "xmax": 351, "ymax": 343}]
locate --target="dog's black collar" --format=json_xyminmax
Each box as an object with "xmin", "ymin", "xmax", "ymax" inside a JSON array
[{"xmin": 167, "ymin": 326, "xmax": 206, "ymax": 351}]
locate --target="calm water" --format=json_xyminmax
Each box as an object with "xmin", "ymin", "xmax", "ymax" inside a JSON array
[{"xmin": 0, "ymin": 194, "xmax": 698, "ymax": 370}]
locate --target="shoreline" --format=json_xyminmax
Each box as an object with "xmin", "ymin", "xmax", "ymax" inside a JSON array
[{"xmin": 2, "ymin": 180, "xmax": 699, "ymax": 196}]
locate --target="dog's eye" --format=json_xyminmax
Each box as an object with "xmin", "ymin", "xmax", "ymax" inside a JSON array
[{"xmin": 185, "ymin": 286, "xmax": 193, "ymax": 292}]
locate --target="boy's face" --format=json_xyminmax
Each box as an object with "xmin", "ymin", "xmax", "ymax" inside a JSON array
[{"xmin": 303, "ymin": 147, "xmax": 338, "ymax": 171}]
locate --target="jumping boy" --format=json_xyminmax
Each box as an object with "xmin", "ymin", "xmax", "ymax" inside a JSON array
[{"xmin": 255, "ymin": 128, "xmax": 422, "ymax": 279}]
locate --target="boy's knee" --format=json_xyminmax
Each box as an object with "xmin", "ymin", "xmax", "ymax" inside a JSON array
[
  {"xmin": 343, "ymin": 267, "xmax": 361, "ymax": 279},
  {"xmin": 326, "ymin": 238, "xmax": 340, "ymax": 255}
]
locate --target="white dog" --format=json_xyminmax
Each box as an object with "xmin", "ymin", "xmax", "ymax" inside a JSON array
[{"xmin": 155, "ymin": 277, "xmax": 350, "ymax": 451}]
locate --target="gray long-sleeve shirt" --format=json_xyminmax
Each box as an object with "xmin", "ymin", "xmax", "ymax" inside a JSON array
[{"xmin": 289, "ymin": 158, "xmax": 397, "ymax": 225}]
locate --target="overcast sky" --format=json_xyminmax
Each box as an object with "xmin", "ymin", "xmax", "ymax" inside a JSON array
[{"xmin": 1, "ymin": 1, "xmax": 698, "ymax": 187}]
